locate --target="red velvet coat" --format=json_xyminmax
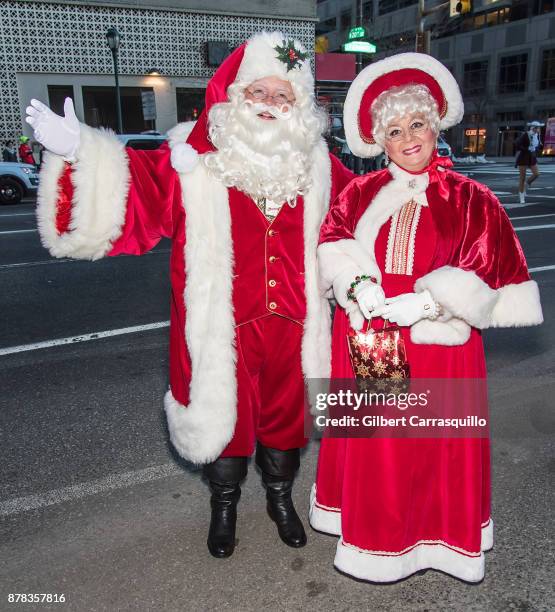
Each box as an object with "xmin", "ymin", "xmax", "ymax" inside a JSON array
[{"xmin": 36, "ymin": 124, "xmax": 353, "ymax": 464}]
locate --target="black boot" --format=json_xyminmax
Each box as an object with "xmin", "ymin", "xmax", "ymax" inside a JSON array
[
  {"xmin": 203, "ymin": 457, "xmax": 247, "ymax": 558},
  {"xmin": 256, "ymin": 444, "xmax": 307, "ymax": 548}
]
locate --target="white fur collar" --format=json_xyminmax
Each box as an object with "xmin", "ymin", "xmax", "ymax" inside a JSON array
[{"xmin": 387, "ymin": 162, "xmax": 429, "ymax": 206}]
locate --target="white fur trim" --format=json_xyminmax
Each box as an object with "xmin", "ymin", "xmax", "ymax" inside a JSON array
[
  {"xmin": 415, "ymin": 267, "xmax": 543, "ymax": 330},
  {"xmin": 334, "ymin": 523, "xmax": 492, "ymax": 583},
  {"xmin": 415, "ymin": 266, "xmax": 497, "ymax": 329},
  {"xmin": 169, "ymin": 143, "xmax": 198, "ymax": 174},
  {"xmin": 309, "ymin": 484, "xmax": 342, "ymax": 536},
  {"xmin": 301, "ymin": 140, "xmax": 335, "ymax": 380},
  {"xmin": 410, "ymin": 317, "xmax": 471, "ymax": 346},
  {"xmin": 167, "ymin": 122, "xmax": 199, "ymax": 173},
  {"xmin": 36, "ymin": 125, "xmax": 129, "ymax": 260},
  {"xmin": 318, "ymin": 239, "xmax": 381, "ymax": 309},
  {"xmin": 166, "ymin": 159, "xmax": 237, "ymax": 464},
  {"xmin": 490, "ymin": 280, "xmax": 543, "ymax": 327},
  {"xmin": 237, "ymin": 31, "xmax": 314, "ymax": 97},
  {"xmin": 344, "ymin": 53, "xmax": 464, "ymax": 157},
  {"xmin": 167, "ymin": 121, "xmax": 196, "ymax": 145}
]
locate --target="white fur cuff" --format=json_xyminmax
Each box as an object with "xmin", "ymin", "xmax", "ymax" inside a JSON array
[
  {"xmin": 164, "ymin": 389, "xmax": 236, "ymax": 464},
  {"xmin": 36, "ymin": 125, "xmax": 129, "ymax": 260},
  {"xmin": 415, "ymin": 266, "xmax": 497, "ymax": 329},
  {"xmin": 415, "ymin": 267, "xmax": 543, "ymax": 330},
  {"xmin": 490, "ymin": 280, "xmax": 543, "ymax": 327},
  {"xmin": 411, "ymin": 317, "xmax": 471, "ymax": 346},
  {"xmin": 318, "ymin": 239, "xmax": 381, "ymax": 308}
]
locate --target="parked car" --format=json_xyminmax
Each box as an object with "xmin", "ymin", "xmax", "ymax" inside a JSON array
[
  {"xmin": 117, "ymin": 133, "xmax": 166, "ymax": 150},
  {"xmin": 0, "ymin": 161, "xmax": 40, "ymax": 205},
  {"xmin": 437, "ymin": 134, "xmax": 452, "ymax": 158}
]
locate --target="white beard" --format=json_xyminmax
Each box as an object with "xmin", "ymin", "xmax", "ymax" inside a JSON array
[{"xmin": 204, "ymin": 89, "xmax": 327, "ymax": 205}]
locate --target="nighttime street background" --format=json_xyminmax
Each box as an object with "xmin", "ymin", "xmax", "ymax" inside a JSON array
[{"xmin": 1, "ymin": 160, "xmax": 554, "ymax": 610}]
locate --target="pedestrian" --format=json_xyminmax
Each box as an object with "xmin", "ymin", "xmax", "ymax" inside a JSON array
[
  {"xmin": 27, "ymin": 31, "xmax": 353, "ymax": 558},
  {"xmin": 515, "ymin": 120, "xmax": 542, "ymax": 204},
  {"xmin": 2, "ymin": 140, "xmax": 17, "ymax": 162},
  {"xmin": 310, "ymin": 53, "xmax": 543, "ymax": 583},
  {"xmin": 18, "ymin": 135, "xmax": 35, "ymax": 165}
]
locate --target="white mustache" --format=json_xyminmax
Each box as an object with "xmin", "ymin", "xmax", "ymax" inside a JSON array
[{"xmin": 244, "ymin": 100, "xmax": 293, "ymax": 120}]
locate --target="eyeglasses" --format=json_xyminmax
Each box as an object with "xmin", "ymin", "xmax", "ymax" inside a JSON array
[
  {"xmin": 385, "ymin": 120, "xmax": 429, "ymax": 142},
  {"xmin": 245, "ymin": 87, "xmax": 295, "ymax": 106}
]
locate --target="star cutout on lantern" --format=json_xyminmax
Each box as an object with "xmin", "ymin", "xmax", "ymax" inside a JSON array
[
  {"xmin": 373, "ymin": 360, "xmax": 387, "ymax": 376},
  {"xmin": 356, "ymin": 363, "xmax": 372, "ymax": 378}
]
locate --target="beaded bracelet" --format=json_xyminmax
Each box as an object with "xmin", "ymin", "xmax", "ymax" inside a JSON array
[{"xmin": 347, "ymin": 274, "xmax": 378, "ymax": 302}]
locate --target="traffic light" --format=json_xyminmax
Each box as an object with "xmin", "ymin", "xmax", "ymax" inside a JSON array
[{"xmin": 450, "ymin": 0, "xmax": 471, "ymax": 17}]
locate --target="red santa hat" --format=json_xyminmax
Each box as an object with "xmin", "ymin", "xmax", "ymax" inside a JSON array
[
  {"xmin": 170, "ymin": 31, "xmax": 313, "ymax": 172},
  {"xmin": 344, "ymin": 52, "xmax": 464, "ymax": 158}
]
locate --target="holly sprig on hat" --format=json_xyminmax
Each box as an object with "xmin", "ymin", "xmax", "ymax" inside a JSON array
[{"xmin": 274, "ymin": 39, "xmax": 307, "ymax": 71}]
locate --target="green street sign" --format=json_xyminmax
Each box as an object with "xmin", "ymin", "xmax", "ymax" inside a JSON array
[
  {"xmin": 342, "ymin": 40, "xmax": 377, "ymax": 54},
  {"xmin": 348, "ymin": 26, "xmax": 366, "ymax": 40}
]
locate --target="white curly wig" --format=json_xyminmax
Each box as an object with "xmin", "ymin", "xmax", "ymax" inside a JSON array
[{"xmin": 371, "ymin": 84, "xmax": 440, "ymax": 147}]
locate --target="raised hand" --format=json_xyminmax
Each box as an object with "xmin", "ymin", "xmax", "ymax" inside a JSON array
[{"xmin": 25, "ymin": 97, "xmax": 80, "ymax": 160}]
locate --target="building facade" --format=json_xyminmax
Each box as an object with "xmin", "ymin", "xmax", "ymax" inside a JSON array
[
  {"xmin": 1, "ymin": 0, "xmax": 316, "ymax": 145},
  {"xmin": 316, "ymin": 0, "xmax": 555, "ymax": 156}
]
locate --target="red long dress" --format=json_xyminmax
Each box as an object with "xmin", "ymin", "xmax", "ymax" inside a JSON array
[{"xmin": 309, "ymin": 157, "xmax": 542, "ymax": 583}]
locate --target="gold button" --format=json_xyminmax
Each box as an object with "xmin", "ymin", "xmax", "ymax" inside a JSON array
[
  {"xmin": 269, "ymin": 256, "xmax": 276, "ymax": 263},
  {"xmin": 269, "ymin": 301, "xmax": 277, "ymax": 310},
  {"xmin": 268, "ymin": 229, "xmax": 275, "ymax": 237},
  {"xmin": 268, "ymin": 279, "xmax": 277, "ymax": 287}
]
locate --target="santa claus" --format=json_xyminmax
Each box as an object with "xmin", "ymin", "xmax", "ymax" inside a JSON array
[{"xmin": 26, "ymin": 31, "xmax": 353, "ymax": 558}]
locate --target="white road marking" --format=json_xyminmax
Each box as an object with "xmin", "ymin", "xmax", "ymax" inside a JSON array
[
  {"xmin": 514, "ymin": 224, "xmax": 555, "ymax": 232},
  {"xmin": 0, "ymin": 463, "xmax": 181, "ymax": 516},
  {"xmin": 0, "ymin": 229, "xmax": 37, "ymax": 235},
  {"xmin": 0, "ymin": 212, "xmax": 36, "ymax": 217},
  {"xmin": 509, "ymin": 213, "xmax": 555, "ymax": 221},
  {"xmin": 0, "ymin": 249, "xmax": 170, "ymax": 270},
  {"xmin": 504, "ymin": 203, "xmax": 540, "ymax": 209},
  {"xmin": 529, "ymin": 264, "xmax": 555, "ymax": 273},
  {"xmin": 0, "ymin": 321, "xmax": 170, "ymax": 356},
  {"xmin": 493, "ymin": 191, "xmax": 512, "ymax": 195}
]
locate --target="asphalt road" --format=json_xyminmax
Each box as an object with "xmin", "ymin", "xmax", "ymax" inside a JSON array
[{"xmin": 1, "ymin": 162, "xmax": 554, "ymax": 612}]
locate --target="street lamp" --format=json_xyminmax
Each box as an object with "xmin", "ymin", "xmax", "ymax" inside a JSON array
[{"xmin": 106, "ymin": 27, "xmax": 123, "ymax": 134}]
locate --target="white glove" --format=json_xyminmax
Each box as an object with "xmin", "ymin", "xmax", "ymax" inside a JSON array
[
  {"xmin": 354, "ymin": 281, "xmax": 386, "ymax": 319},
  {"xmin": 373, "ymin": 290, "xmax": 437, "ymax": 327},
  {"xmin": 25, "ymin": 98, "xmax": 80, "ymax": 161}
]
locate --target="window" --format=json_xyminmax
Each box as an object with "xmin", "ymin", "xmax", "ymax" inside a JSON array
[
  {"xmin": 498, "ymin": 54, "xmax": 528, "ymax": 94},
  {"xmin": 540, "ymin": 49, "xmax": 555, "ymax": 90},
  {"xmin": 82, "ymin": 86, "xmax": 154, "ymax": 132},
  {"xmin": 176, "ymin": 88, "xmax": 205, "ymax": 123},
  {"xmin": 496, "ymin": 111, "xmax": 524, "ymax": 122},
  {"xmin": 47, "ymin": 85, "xmax": 74, "ymax": 117},
  {"xmin": 378, "ymin": 0, "xmax": 417, "ymax": 16},
  {"xmin": 532, "ymin": 0, "xmax": 554, "ymax": 15},
  {"xmin": 463, "ymin": 61, "xmax": 488, "ymax": 96},
  {"xmin": 363, "ymin": 1, "xmax": 373, "ymax": 21},
  {"xmin": 316, "ymin": 16, "xmax": 337, "ymax": 35},
  {"xmin": 340, "ymin": 10, "xmax": 351, "ymax": 31}
]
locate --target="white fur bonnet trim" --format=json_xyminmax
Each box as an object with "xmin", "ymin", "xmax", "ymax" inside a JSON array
[{"xmin": 344, "ymin": 52, "xmax": 464, "ymax": 158}]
